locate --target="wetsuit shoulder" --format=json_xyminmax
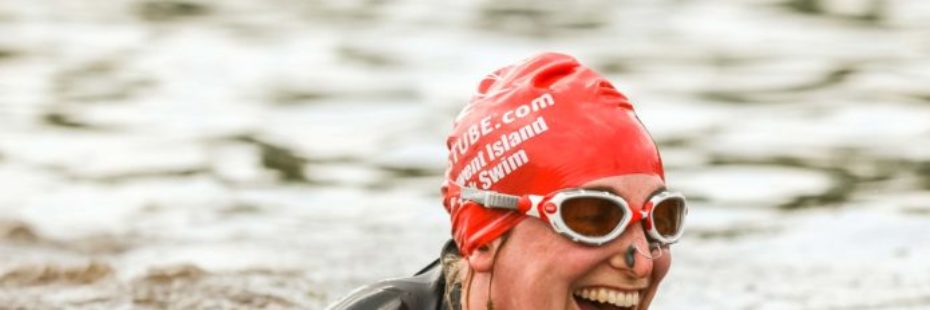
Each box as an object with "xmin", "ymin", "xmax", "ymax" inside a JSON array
[{"xmin": 327, "ymin": 259, "xmax": 446, "ymax": 310}]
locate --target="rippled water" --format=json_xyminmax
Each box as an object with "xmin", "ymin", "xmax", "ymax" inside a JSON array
[{"xmin": 1, "ymin": 0, "xmax": 929, "ymax": 309}]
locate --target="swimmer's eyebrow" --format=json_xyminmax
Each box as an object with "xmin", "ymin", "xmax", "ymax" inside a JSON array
[
  {"xmin": 647, "ymin": 185, "xmax": 668, "ymax": 198},
  {"xmin": 581, "ymin": 185, "xmax": 667, "ymax": 199},
  {"xmin": 581, "ymin": 185, "xmax": 621, "ymax": 196}
]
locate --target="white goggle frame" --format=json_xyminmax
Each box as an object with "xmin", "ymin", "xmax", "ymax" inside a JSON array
[{"xmin": 460, "ymin": 186, "xmax": 687, "ymax": 246}]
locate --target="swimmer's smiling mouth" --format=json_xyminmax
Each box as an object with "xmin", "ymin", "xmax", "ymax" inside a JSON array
[{"xmin": 572, "ymin": 286, "xmax": 641, "ymax": 310}]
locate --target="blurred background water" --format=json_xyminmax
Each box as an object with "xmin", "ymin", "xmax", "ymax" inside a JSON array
[{"xmin": 1, "ymin": 0, "xmax": 929, "ymax": 309}]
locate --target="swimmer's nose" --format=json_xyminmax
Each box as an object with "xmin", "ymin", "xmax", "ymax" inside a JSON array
[{"xmin": 608, "ymin": 224, "xmax": 653, "ymax": 279}]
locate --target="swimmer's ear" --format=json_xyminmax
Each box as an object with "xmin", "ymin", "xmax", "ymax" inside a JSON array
[{"xmin": 465, "ymin": 238, "xmax": 503, "ymax": 273}]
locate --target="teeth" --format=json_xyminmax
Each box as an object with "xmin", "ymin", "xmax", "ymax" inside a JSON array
[{"xmin": 573, "ymin": 287, "xmax": 640, "ymax": 308}]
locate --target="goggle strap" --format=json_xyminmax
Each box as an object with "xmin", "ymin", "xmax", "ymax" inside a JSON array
[{"xmin": 460, "ymin": 187, "xmax": 520, "ymax": 210}]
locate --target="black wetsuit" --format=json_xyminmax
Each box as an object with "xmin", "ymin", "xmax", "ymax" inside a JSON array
[{"xmin": 328, "ymin": 240, "xmax": 461, "ymax": 310}]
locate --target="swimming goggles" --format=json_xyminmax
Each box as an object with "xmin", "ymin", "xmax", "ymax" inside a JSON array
[{"xmin": 458, "ymin": 186, "xmax": 687, "ymax": 246}]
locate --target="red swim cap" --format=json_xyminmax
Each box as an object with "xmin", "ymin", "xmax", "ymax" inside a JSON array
[{"xmin": 441, "ymin": 52, "xmax": 665, "ymax": 256}]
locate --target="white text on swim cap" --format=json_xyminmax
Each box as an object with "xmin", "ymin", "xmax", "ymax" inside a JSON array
[
  {"xmin": 455, "ymin": 116, "xmax": 550, "ymax": 189},
  {"xmin": 485, "ymin": 116, "xmax": 548, "ymax": 162},
  {"xmin": 479, "ymin": 149, "xmax": 529, "ymax": 189},
  {"xmin": 450, "ymin": 93, "xmax": 555, "ymax": 164}
]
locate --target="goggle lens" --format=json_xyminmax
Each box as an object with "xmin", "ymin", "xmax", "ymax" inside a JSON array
[
  {"xmin": 560, "ymin": 197, "xmax": 625, "ymax": 237},
  {"xmin": 652, "ymin": 197, "xmax": 685, "ymax": 239}
]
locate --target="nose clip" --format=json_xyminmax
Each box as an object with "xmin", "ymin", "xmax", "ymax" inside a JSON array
[
  {"xmin": 631, "ymin": 242, "xmax": 665, "ymax": 262},
  {"xmin": 625, "ymin": 245, "xmax": 636, "ymax": 268}
]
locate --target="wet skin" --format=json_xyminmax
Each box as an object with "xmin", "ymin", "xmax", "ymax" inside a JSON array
[{"xmin": 462, "ymin": 174, "xmax": 672, "ymax": 310}]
